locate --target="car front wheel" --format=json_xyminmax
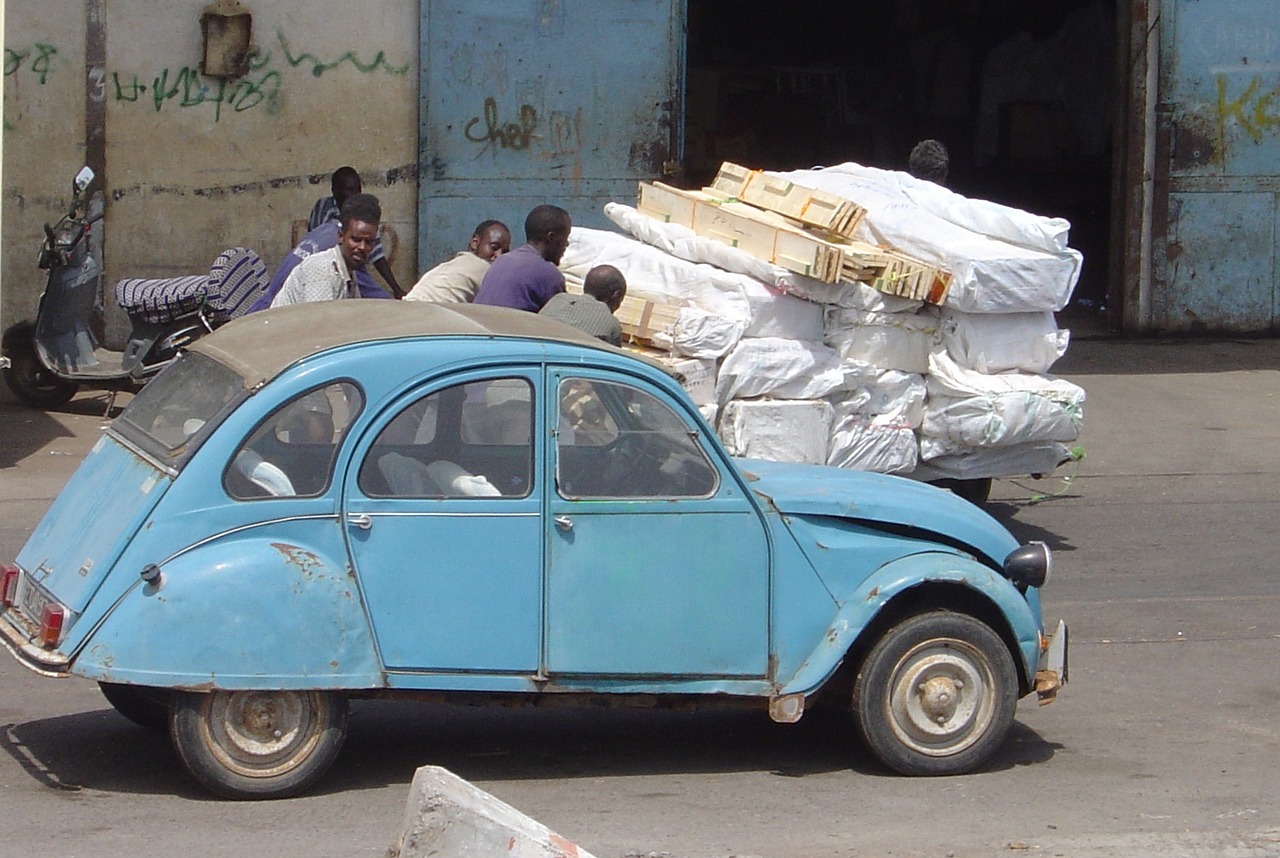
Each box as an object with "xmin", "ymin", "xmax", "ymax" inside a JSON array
[
  {"xmin": 852, "ymin": 611, "xmax": 1017, "ymax": 776},
  {"xmin": 170, "ymin": 689, "xmax": 348, "ymax": 799}
]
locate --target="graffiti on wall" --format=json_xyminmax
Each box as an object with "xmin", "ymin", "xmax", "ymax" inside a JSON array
[
  {"xmin": 4, "ymin": 31, "xmax": 407, "ymax": 123},
  {"xmin": 4, "ymin": 43, "xmax": 59, "ymax": 85},
  {"xmin": 464, "ymin": 96, "xmax": 586, "ymax": 170},
  {"xmin": 1216, "ymin": 74, "xmax": 1280, "ymax": 148}
]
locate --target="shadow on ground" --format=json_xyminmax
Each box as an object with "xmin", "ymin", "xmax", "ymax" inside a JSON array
[{"xmin": 3, "ymin": 698, "xmax": 1059, "ymax": 799}]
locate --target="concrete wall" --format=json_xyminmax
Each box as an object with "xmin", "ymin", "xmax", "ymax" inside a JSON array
[{"xmin": 2, "ymin": 0, "xmax": 419, "ymax": 331}]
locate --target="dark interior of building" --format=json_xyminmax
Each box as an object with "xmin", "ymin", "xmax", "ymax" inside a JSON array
[{"xmin": 684, "ymin": 0, "xmax": 1116, "ymax": 308}]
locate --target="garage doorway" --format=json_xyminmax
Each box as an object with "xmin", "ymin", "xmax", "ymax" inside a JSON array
[{"xmin": 683, "ymin": 0, "xmax": 1117, "ymax": 312}]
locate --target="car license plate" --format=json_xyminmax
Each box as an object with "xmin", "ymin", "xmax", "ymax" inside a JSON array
[{"xmin": 18, "ymin": 575, "xmax": 51, "ymax": 625}]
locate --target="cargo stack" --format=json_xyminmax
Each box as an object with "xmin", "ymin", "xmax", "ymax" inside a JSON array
[{"xmin": 560, "ymin": 160, "xmax": 1086, "ymax": 485}]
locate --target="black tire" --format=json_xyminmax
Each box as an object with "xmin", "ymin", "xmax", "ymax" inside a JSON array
[
  {"xmin": 852, "ymin": 611, "xmax": 1017, "ymax": 776},
  {"xmin": 170, "ymin": 689, "xmax": 348, "ymax": 800},
  {"xmin": 99, "ymin": 682, "xmax": 172, "ymax": 731},
  {"xmin": 3, "ymin": 339, "xmax": 78, "ymax": 408},
  {"xmin": 931, "ymin": 477, "xmax": 993, "ymax": 505}
]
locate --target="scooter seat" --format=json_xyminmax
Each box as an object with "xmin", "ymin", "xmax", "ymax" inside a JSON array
[{"xmin": 115, "ymin": 275, "xmax": 207, "ymax": 324}]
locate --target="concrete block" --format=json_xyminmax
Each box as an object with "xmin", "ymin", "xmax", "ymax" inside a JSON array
[{"xmin": 389, "ymin": 766, "xmax": 597, "ymax": 858}]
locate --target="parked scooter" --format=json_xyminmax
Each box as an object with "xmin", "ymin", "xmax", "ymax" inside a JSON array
[{"xmin": 2, "ymin": 167, "xmax": 268, "ymax": 409}]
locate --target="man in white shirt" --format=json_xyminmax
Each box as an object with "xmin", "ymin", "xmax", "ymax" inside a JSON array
[
  {"xmin": 404, "ymin": 219, "xmax": 512, "ymax": 303},
  {"xmin": 272, "ymin": 194, "xmax": 381, "ymax": 307}
]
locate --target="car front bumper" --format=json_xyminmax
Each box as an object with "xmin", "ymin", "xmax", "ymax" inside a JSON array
[{"xmin": 1034, "ymin": 619, "xmax": 1068, "ymax": 704}]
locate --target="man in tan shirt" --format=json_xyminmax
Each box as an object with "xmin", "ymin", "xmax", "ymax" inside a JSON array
[{"xmin": 404, "ymin": 220, "xmax": 512, "ymax": 303}]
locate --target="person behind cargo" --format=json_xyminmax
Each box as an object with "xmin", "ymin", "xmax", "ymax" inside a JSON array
[
  {"xmin": 270, "ymin": 194, "xmax": 382, "ymax": 308},
  {"xmin": 539, "ymin": 264, "xmax": 627, "ymax": 346},
  {"xmin": 309, "ymin": 166, "xmax": 405, "ymax": 298},
  {"xmin": 472, "ymin": 204, "xmax": 571, "ymax": 313},
  {"xmin": 908, "ymin": 138, "xmax": 950, "ymax": 186},
  {"xmin": 403, "ymin": 220, "xmax": 513, "ymax": 303}
]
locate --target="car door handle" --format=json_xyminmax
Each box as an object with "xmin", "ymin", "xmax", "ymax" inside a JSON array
[
  {"xmin": 554, "ymin": 515, "xmax": 573, "ymax": 532},
  {"xmin": 347, "ymin": 513, "xmax": 373, "ymax": 531}
]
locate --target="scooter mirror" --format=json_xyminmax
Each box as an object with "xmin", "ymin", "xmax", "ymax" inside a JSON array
[{"xmin": 74, "ymin": 166, "xmax": 95, "ymax": 193}]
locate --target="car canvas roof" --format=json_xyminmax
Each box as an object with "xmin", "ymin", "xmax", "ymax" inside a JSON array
[{"xmin": 189, "ymin": 301, "xmax": 663, "ymax": 389}]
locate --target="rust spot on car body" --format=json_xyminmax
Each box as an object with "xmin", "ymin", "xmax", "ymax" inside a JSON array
[{"xmin": 270, "ymin": 543, "xmax": 323, "ymax": 576}]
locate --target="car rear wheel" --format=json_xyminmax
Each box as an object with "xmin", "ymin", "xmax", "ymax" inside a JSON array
[
  {"xmin": 852, "ymin": 611, "xmax": 1017, "ymax": 776},
  {"xmin": 170, "ymin": 689, "xmax": 348, "ymax": 799},
  {"xmin": 98, "ymin": 682, "xmax": 172, "ymax": 731}
]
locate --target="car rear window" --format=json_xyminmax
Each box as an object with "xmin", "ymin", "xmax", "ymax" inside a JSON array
[{"xmin": 115, "ymin": 352, "xmax": 245, "ymax": 466}]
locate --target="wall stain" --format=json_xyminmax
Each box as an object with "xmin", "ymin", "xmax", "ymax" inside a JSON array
[{"xmin": 105, "ymin": 163, "xmax": 419, "ymax": 202}]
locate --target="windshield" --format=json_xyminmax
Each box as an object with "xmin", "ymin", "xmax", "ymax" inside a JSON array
[{"xmin": 115, "ymin": 352, "xmax": 245, "ymax": 467}]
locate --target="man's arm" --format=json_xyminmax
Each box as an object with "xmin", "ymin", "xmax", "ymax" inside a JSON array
[{"xmin": 374, "ymin": 257, "xmax": 405, "ymax": 299}]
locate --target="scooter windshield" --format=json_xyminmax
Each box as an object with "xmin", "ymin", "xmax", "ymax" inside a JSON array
[{"xmin": 114, "ymin": 352, "xmax": 246, "ymax": 468}]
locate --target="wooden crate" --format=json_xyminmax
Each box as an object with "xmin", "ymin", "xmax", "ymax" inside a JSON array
[
  {"xmin": 637, "ymin": 181, "xmax": 702, "ymax": 228},
  {"xmin": 707, "ymin": 162, "xmax": 866, "ymax": 239},
  {"xmin": 870, "ymin": 250, "xmax": 953, "ymax": 304},
  {"xmin": 614, "ymin": 294, "xmax": 683, "ymax": 347}
]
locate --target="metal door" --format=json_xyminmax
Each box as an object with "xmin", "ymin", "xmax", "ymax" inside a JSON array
[
  {"xmin": 1155, "ymin": 0, "xmax": 1280, "ymax": 331},
  {"xmin": 417, "ymin": 0, "xmax": 684, "ymax": 269}
]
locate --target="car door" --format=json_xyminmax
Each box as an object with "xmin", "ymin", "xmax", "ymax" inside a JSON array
[
  {"xmin": 544, "ymin": 368, "xmax": 770, "ymax": 679},
  {"xmin": 343, "ymin": 371, "xmax": 542, "ymax": 675}
]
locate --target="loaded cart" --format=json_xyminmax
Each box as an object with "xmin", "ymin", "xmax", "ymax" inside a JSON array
[{"xmin": 560, "ymin": 160, "xmax": 1085, "ymax": 502}]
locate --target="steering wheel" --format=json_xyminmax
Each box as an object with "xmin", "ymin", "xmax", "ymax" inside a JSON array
[{"xmin": 600, "ymin": 433, "xmax": 664, "ymax": 497}]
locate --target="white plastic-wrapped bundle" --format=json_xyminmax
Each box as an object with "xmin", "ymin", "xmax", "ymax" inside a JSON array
[
  {"xmin": 564, "ymin": 225, "xmax": 821, "ymax": 343},
  {"xmin": 913, "ymin": 441, "xmax": 1073, "ymax": 481},
  {"xmin": 920, "ymin": 351, "xmax": 1085, "ymax": 457},
  {"xmin": 720, "ymin": 399, "xmax": 833, "ymax": 464},
  {"xmin": 825, "ymin": 372, "xmax": 925, "ymax": 474},
  {"xmin": 824, "ymin": 307, "xmax": 940, "ymax": 374},
  {"xmin": 606, "ymin": 202, "xmax": 922, "ymax": 314},
  {"xmin": 827, "ymin": 415, "xmax": 919, "ymax": 473},
  {"xmin": 939, "ymin": 308, "xmax": 1069, "ymax": 374},
  {"xmin": 716, "ymin": 337, "xmax": 847, "ymax": 403},
  {"xmin": 772, "ymin": 162, "xmax": 1083, "ymax": 313}
]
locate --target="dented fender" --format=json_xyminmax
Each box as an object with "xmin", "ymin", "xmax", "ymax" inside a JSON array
[
  {"xmin": 776, "ymin": 551, "xmax": 1043, "ymax": 696},
  {"xmin": 70, "ymin": 532, "xmax": 383, "ymax": 690}
]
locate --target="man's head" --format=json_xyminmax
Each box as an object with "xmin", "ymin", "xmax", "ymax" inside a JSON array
[
  {"xmin": 468, "ymin": 219, "xmax": 512, "ymax": 262},
  {"xmin": 583, "ymin": 264, "xmax": 627, "ymax": 313},
  {"xmin": 524, "ymin": 204, "xmax": 572, "ymax": 265},
  {"xmin": 330, "ymin": 166, "xmax": 362, "ymax": 207},
  {"xmin": 337, "ymin": 193, "xmax": 381, "ymax": 271},
  {"xmin": 908, "ymin": 139, "xmax": 949, "ymax": 186}
]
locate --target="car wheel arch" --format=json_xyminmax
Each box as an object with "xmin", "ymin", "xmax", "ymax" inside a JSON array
[{"xmin": 777, "ymin": 554, "xmax": 1040, "ymax": 699}]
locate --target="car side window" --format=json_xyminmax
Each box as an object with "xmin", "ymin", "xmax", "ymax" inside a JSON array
[
  {"xmin": 359, "ymin": 377, "xmax": 533, "ymax": 499},
  {"xmin": 225, "ymin": 381, "xmax": 363, "ymax": 500},
  {"xmin": 556, "ymin": 377, "xmax": 718, "ymax": 499}
]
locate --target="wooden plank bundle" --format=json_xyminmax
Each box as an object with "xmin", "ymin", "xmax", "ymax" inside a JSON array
[
  {"xmin": 614, "ymin": 294, "xmax": 683, "ymax": 347},
  {"xmin": 708, "ymin": 162, "xmax": 866, "ymax": 239},
  {"xmin": 635, "ymin": 172, "xmax": 953, "ymax": 305}
]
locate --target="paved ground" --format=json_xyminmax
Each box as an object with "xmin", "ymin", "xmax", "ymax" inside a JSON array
[{"xmin": 2, "ymin": 318, "xmax": 1280, "ymax": 856}]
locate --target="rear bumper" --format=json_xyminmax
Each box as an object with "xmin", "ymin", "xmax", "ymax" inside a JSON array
[
  {"xmin": 0, "ymin": 611, "xmax": 70, "ymax": 678},
  {"xmin": 1034, "ymin": 619, "xmax": 1068, "ymax": 705}
]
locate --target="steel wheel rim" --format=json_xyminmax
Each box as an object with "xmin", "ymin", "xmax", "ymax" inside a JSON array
[
  {"xmin": 201, "ymin": 691, "xmax": 324, "ymax": 779},
  {"xmin": 884, "ymin": 637, "xmax": 996, "ymax": 757}
]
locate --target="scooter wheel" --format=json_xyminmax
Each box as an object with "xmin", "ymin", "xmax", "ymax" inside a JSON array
[{"xmin": 3, "ymin": 343, "xmax": 78, "ymax": 408}]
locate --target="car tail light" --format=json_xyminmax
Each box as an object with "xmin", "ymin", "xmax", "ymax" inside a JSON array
[
  {"xmin": 39, "ymin": 602, "xmax": 66, "ymax": 648},
  {"xmin": 0, "ymin": 564, "xmax": 19, "ymax": 608}
]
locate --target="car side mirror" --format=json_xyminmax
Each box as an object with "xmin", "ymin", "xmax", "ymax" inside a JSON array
[{"xmin": 73, "ymin": 166, "xmax": 95, "ymax": 193}]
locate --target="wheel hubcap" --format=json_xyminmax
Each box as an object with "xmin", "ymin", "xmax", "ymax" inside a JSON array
[
  {"xmin": 886, "ymin": 639, "xmax": 995, "ymax": 757},
  {"xmin": 203, "ymin": 690, "xmax": 323, "ymax": 778}
]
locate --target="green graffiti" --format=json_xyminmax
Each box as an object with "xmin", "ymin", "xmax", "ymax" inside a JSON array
[
  {"xmin": 111, "ymin": 64, "xmax": 280, "ymax": 121},
  {"xmin": 275, "ymin": 31, "xmax": 408, "ymax": 78},
  {"xmin": 4, "ymin": 43, "xmax": 58, "ymax": 84}
]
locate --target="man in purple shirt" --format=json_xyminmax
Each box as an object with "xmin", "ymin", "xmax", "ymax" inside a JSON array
[{"xmin": 472, "ymin": 204, "xmax": 571, "ymax": 312}]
